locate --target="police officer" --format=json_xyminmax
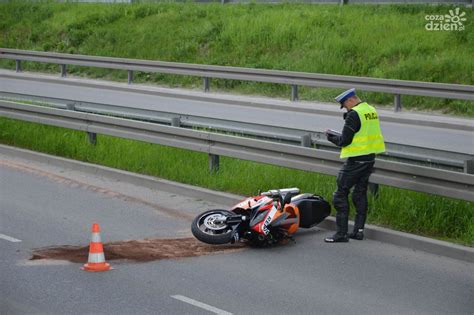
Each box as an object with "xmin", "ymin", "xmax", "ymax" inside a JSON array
[{"xmin": 324, "ymin": 88, "xmax": 385, "ymax": 243}]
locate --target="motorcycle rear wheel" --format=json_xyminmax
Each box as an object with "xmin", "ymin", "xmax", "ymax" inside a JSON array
[{"xmin": 191, "ymin": 209, "xmax": 235, "ymax": 245}]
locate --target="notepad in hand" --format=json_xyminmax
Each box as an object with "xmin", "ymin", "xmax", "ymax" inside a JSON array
[{"xmin": 326, "ymin": 129, "xmax": 341, "ymax": 137}]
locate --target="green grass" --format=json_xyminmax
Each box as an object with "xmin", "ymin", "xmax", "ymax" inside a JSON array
[
  {"xmin": 0, "ymin": 2, "xmax": 473, "ymax": 115},
  {"xmin": 1, "ymin": 116, "xmax": 472, "ymax": 246}
]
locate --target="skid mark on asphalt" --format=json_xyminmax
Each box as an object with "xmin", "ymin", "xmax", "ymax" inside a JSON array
[
  {"xmin": 0, "ymin": 160, "xmax": 193, "ymax": 220},
  {"xmin": 30, "ymin": 237, "xmax": 245, "ymax": 263}
]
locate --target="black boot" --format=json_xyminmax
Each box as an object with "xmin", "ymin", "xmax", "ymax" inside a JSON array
[
  {"xmin": 349, "ymin": 229, "xmax": 364, "ymax": 240},
  {"xmin": 349, "ymin": 214, "xmax": 366, "ymax": 240},
  {"xmin": 325, "ymin": 214, "xmax": 349, "ymax": 243},
  {"xmin": 324, "ymin": 232, "xmax": 349, "ymax": 243}
]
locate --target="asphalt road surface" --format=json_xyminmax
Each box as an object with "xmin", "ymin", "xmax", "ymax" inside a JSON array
[
  {"xmin": 1, "ymin": 71, "xmax": 473, "ymax": 155},
  {"xmin": 1, "ymin": 154, "xmax": 473, "ymax": 314}
]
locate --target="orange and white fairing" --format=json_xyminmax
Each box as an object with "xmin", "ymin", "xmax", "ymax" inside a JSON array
[{"xmin": 232, "ymin": 195, "xmax": 272, "ymax": 210}]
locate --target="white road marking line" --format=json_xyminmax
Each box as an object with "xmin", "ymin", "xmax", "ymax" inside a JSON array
[
  {"xmin": 0, "ymin": 233, "xmax": 22, "ymax": 243},
  {"xmin": 171, "ymin": 295, "xmax": 233, "ymax": 315},
  {"xmin": 18, "ymin": 259, "xmax": 72, "ymax": 266}
]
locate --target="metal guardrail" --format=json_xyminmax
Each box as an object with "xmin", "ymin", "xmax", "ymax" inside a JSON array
[
  {"xmin": 1, "ymin": 48, "xmax": 473, "ymax": 111},
  {"xmin": 1, "ymin": 100, "xmax": 473, "ymax": 201},
  {"xmin": 228, "ymin": 0, "xmax": 473, "ymax": 4},
  {"xmin": 16, "ymin": 0, "xmax": 472, "ymax": 5},
  {"xmin": 1, "ymin": 91, "xmax": 472, "ymax": 172}
]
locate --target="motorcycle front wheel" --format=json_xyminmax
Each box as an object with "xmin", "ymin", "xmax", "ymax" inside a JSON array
[{"xmin": 191, "ymin": 210, "xmax": 235, "ymax": 244}]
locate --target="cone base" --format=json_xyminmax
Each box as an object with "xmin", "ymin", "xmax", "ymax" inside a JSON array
[{"xmin": 81, "ymin": 262, "xmax": 112, "ymax": 272}]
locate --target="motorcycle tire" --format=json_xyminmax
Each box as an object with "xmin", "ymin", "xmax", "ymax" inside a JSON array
[{"xmin": 191, "ymin": 209, "xmax": 235, "ymax": 245}]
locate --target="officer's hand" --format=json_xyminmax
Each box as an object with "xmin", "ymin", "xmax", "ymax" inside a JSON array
[{"xmin": 327, "ymin": 134, "xmax": 338, "ymax": 145}]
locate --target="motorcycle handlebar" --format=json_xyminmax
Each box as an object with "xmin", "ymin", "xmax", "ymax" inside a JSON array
[
  {"xmin": 261, "ymin": 192, "xmax": 282, "ymax": 205},
  {"xmin": 260, "ymin": 189, "xmax": 299, "ymax": 210},
  {"xmin": 260, "ymin": 188, "xmax": 300, "ymax": 198}
]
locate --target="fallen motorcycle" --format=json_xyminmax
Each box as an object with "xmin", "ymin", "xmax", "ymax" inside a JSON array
[{"xmin": 191, "ymin": 188, "xmax": 331, "ymax": 246}]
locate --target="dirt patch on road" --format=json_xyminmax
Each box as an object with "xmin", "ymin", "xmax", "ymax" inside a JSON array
[{"xmin": 31, "ymin": 237, "xmax": 244, "ymax": 263}]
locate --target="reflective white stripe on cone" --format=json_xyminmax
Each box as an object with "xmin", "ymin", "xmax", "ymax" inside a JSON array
[
  {"xmin": 88, "ymin": 252, "xmax": 106, "ymax": 263},
  {"xmin": 91, "ymin": 233, "xmax": 102, "ymax": 243}
]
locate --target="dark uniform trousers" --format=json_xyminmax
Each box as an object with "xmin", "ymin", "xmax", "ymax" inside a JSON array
[{"xmin": 333, "ymin": 158, "xmax": 375, "ymax": 234}]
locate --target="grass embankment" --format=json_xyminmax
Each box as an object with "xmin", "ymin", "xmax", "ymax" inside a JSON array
[
  {"xmin": 1, "ymin": 117, "xmax": 473, "ymax": 246},
  {"xmin": 0, "ymin": 2, "xmax": 473, "ymax": 115}
]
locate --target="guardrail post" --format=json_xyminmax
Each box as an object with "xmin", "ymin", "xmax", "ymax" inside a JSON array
[
  {"xmin": 60, "ymin": 64, "xmax": 67, "ymax": 78},
  {"xmin": 368, "ymin": 182, "xmax": 379, "ymax": 198},
  {"xmin": 203, "ymin": 77, "xmax": 210, "ymax": 92},
  {"xmin": 87, "ymin": 132, "xmax": 97, "ymax": 146},
  {"xmin": 464, "ymin": 159, "xmax": 474, "ymax": 174},
  {"xmin": 394, "ymin": 94, "xmax": 402, "ymax": 112},
  {"xmin": 209, "ymin": 154, "xmax": 219, "ymax": 172},
  {"xmin": 291, "ymin": 85, "xmax": 299, "ymax": 102},
  {"xmin": 66, "ymin": 103, "xmax": 75, "ymax": 111},
  {"xmin": 301, "ymin": 134, "xmax": 311, "ymax": 147},
  {"xmin": 128, "ymin": 70, "xmax": 133, "ymax": 84},
  {"xmin": 15, "ymin": 60, "xmax": 22, "ymax": 72},
  {"xmin": 66, "ymin": 102, "xmax": 96, "ymax": 145},
  {"xmin": 171, "ymin": 117, "xmax": 181, "ymax": 127}
]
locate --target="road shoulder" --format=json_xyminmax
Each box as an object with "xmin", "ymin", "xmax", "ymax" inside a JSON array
[{"xmin": 1, "ymin": 143, "xmax": 472, "ymax": 263}]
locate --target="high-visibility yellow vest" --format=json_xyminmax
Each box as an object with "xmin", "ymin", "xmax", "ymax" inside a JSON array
[{"xmin": 340, "ymin": 102, "xmax": 386, "ymax": 159}]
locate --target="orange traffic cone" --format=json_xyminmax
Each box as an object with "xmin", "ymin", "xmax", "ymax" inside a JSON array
[{"xmin": 81, "ymin": 222, "xmax": 113, "ymax": 272}]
